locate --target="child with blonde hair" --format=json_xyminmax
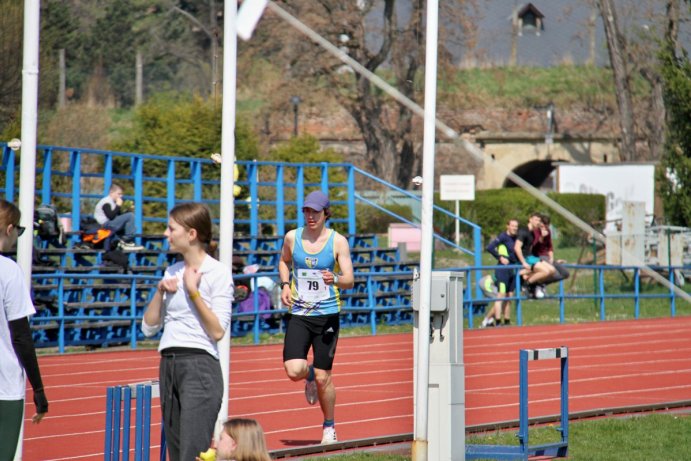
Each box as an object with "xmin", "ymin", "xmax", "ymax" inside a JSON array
[{"xmin": 198, "ymin": 418, "xmax": 271, "ymax": 461}]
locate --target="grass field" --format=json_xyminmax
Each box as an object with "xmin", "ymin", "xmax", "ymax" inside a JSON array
[{"xmin": 315, "ymin": 413, "xmax": 691, "ymax": 460}]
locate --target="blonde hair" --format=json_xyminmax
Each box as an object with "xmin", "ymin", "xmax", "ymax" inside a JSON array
[{"xmin": 223, "ymin": 418, "xmax": 271, "ymax": 461}]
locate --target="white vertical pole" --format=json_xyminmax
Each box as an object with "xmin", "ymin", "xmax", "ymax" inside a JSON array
[
  {"xmin": 15, "ymin": 2, "xmax": 41, "ymax": 459},
  {"xmin": 17, "ymin": 0, "xmax": 39, "ymax": 288},
  {"xmin": 216, "ymin": 0, "xmax": 237, "ymax": 440},
  {"xmin": 412, "ymin": 0, "xmax": 439, "ymax": 460},
  {"xmin": 455, "ymin": 200, "xmax": 460, "ymax": 247}
]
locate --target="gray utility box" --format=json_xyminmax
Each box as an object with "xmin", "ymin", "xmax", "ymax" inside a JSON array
[
  {"xmin": 412, "ymin": 270, "xmax": 465, "ymax": 460},
  {"xmin": 412, "ymin": 270, "xmax": 465, "ymax": 312}
]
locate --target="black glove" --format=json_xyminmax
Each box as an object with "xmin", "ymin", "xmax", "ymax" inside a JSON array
[{"xmin": 33, "ymin": 387, "xmax": 49, "ymax": 414}]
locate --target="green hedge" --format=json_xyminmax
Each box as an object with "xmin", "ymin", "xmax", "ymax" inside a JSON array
[{"xmin": 434, "ymin": 189, "xmax": 606, "ymax": 247}]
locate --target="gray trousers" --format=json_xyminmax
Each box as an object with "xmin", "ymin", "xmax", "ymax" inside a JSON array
[{"xmin": 159, "ymin": 351, "xmax": 223, "ymax": 461}]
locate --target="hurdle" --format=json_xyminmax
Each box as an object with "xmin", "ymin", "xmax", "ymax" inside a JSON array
[
  {"xmin": 104, "ymin": 380, "xmax": 166, "ymax": 461},
  {"xmin": 466, "ymin": 346, "xmax": 569, "ymax": 460}
]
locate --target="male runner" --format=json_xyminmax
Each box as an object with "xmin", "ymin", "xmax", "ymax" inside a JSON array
[{"xmin": 278, "ymin": 190, "xmax": 354, "ymax": 445}]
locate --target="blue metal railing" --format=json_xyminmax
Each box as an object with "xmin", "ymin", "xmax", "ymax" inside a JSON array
[
  {"xmin": 28, "ymin": 264, "xmax": 689, "ymax": 350},
  {"xmin": 2, "ymin": 143, "xmax": 482, "ymax": 263},
  {"xmin": 463, "ymin": 263, "xmax": 689, "ymax": 328}
]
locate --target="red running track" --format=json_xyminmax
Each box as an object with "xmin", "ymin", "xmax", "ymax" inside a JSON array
[{"xmin": 21, "ymin": 317, "xmax": 691, "ymax": 460}]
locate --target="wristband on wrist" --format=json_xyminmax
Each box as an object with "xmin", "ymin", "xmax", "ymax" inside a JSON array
[
  {"xmin": 279, "ymin": 281, "xmax": 290, "ymax": 289},
  {"xmin": 333, "ymin": 274, "xmax": 339, "ymax": 286},
  {"xmin": 189, "ymin": 291, "xmax": 201, "ymax": 301}
]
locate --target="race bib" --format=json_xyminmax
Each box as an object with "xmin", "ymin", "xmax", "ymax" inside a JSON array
[{"xmin": 296, "ymin": 269, "xmax": 330, "ymax": 303}]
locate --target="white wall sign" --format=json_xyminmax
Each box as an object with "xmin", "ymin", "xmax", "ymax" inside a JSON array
[
  {"xmin": 440, "ymin": 175, "xmax": 475, "ymax": 201},
  {"xmin": 557, "ymin": 164, "xmax": 655, "ymax": 231}
]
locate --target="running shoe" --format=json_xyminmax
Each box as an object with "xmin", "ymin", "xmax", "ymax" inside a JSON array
[
  {"xmin": 321, "ymin": 426, "xmax": 338, "ymax": 444},
  {"xmin": 305, "ymin": 365, "xmax": 318, "ymax": 405},
  {"xmin": 534, "ymin": 285, "xmax": 546, "ymax": 299},
  {"xmin": 480, "ymin": 317, "xmax": 496, "ymax": 328},
  {"xmin": 118, "ymin": 240, "xmax": 144, "ymax": 251}
]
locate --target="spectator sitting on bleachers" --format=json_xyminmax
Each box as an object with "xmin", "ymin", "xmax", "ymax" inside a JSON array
[
  {"xmin": 236, "ymin": 264, "xmax": 275, "ymax": 320},
  {"xmin": 93, "ymin": 183, "xmax": 143, "ymax": 251}
]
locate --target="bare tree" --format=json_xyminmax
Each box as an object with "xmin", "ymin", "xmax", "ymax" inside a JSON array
[
  {"xmin": 133, "ymin": 0, "xmax": 222, "ymax": 97},
  {"xmin": 636, "ymin": 1, "xmax": 681, "ymax": 161},
  {"xmin": 597, "ymin": 0, "xmax": 637, "ymax": 161},
  {"xmin": 241, "ymin": 1, "xmax": 474, "ymax": 187}
]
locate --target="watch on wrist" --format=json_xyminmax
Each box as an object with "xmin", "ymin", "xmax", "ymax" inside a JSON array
[
  {"xmin": 333, "ymin": 274, "xmax": 339, "ymax": 285},
  {"xmin": 279, "ymin": 281, "xmax": 290, "ymax": 289}
]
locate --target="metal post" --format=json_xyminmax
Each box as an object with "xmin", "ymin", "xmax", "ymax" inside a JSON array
[
  {"xmin": 518, "ymin": 350, "xmax": 529, "ymax": 453},
  {"xmin": 412, "ymin": 1, "xmax": 440, "ymax": 459},
  {"xmin": 17, "ymin": 0, "xmax": 40, "ymax": 287},
  {"xmin": 291, "ymin": 95, "xmax": 301, "ymax": 137},
  {"xmin": 58, "ymin": 49, "xmax": 66, "ymax": 108},
  {"xmin": 560, "ymin": 353, "xmax": 569, "ymax": 447},
  {"xmin": 592, "ymin": 235, "xmax": 598, "ymax": 311},
  {"xmin": 216, "ymin": 0, "xmax": 238, "ymax": 442},
  {"xmin": 453, "ymin": 200, "xmax": 459, "ymax": 247}
]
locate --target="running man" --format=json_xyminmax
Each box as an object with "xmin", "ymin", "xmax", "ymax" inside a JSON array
[{"xmin": 278, "ymin": 190, "xmax": 354, "ymax": 445}]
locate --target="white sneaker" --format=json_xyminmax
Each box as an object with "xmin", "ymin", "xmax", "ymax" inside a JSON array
[
  {"xmin": 534, "ymin": 285, "xmax": 545, "ymax": 299},
  {"xmin": 480, "ymin": 317, "xmax": 495, "ymax": 328},
  {"xmin": 119, "ymin": 241, "xmax": 144, "ymax": 251},
  {"xmin": 321, "ymin": 426, "xmax": 337, "ymax": 444}
]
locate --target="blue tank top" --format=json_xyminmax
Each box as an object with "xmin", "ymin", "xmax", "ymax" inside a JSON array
[{"xmin": 289, "ymin": 228, "xmax": 341, "ymax": 316}]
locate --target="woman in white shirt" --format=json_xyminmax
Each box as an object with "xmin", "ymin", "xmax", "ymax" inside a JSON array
[
  {"xmin": 0, "ymin": 200, "xmax": 48, "ymax": 460},
  {"xmin": 142, "ymin": 202, "xmax": 233, "ymax": 461}
]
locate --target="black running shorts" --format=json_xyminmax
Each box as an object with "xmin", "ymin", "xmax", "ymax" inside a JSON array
[{"xmin": 283, "ymin": 313, "xmax": 340, "ymax": 371}]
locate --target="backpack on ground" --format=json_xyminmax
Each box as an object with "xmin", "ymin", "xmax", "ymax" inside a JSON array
[{"xmin": 34, "ymin": 204, "xmax": 63, "ymax": 243}]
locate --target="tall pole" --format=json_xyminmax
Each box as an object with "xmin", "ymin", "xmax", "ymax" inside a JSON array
[
  {"xmin": 135, "ymin": 50, "xmax": 143, "ymax": 106},
  {"xmin": 58, "ymin": 49, "xmax": 66, "ymax": 108},
  {"xmin": 15, "ymin": 2, "xmax": 41, "ymax": 459},
  {"xmin": 216, "ymin": 0, "xmax": 237, "ymax": 440},
  {"xmin": 412, "ymin": 0, "xmax": 439, "ymax": 459}
]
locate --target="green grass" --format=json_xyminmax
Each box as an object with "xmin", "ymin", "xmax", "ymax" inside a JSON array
[
  {"xmin": 465, "ymin": 414, "xmax": 691, "ymax": 461},
  {"xmin": 314, "ymin": 414, "xmax": 691, "ymax": 460},
  {"xmin": 443, "ymin": 65, "xmax": 619, "ymax": 109}
]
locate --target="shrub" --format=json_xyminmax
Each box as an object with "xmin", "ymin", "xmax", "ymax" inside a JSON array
[{"xmin": 108, "ymin": 93, "xmax": 259, "ymax": 231}]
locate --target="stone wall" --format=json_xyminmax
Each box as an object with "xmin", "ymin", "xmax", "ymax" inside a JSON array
[{"xmin": 267, "ymin": 105, "xmax": 622, "ymax": 190}]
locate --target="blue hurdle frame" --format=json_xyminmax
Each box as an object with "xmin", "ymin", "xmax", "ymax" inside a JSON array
[
  {"xmin": 104, "ymin": 382, "xmax": 166, "ymax": 461},
  {"xmin": 466, "ymin": 347, "xmax": 569, "ymax": 460}
]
